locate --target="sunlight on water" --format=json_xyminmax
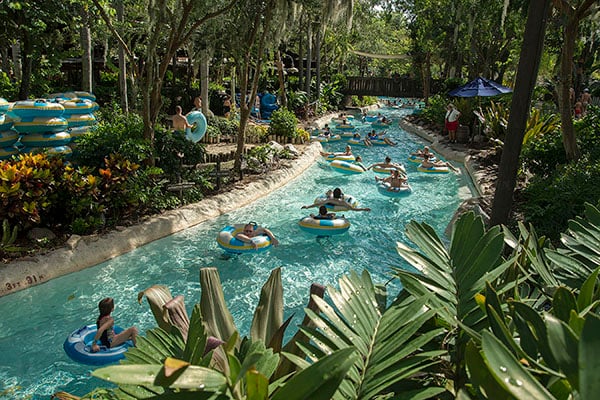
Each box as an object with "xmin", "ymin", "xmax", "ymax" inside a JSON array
[{"xmin": 0, "ymin": 106, "xmax": 471, "ymax": 399}]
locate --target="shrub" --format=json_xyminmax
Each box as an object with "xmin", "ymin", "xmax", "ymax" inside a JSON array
[
  {"xmin": 0, "ymin": 153, "xmax": 62, "ymax": 229},
  {"xmin": 419, "ymin": 94, "xmax": 447, "ymax": 126},
  {"xmin": 97, "ymin": 154, "xmax": 141, "ymax": 225},
  {"xmin": 73, "ymin": 103, "xmax": 152, "ymax": 169},
  {"xmin": 154, "ymin": 126, "xmax": 206, "ymax": 178},
  {"xmin": 481, "ymin": 101, "xmax": 509, "ymax": 140},
  {"xmin": 207, "ymin": 116, "xmax": 238, "ymax": 137},
  {"xmin": 47, "ymin": 164, "xmax": 104, "ymax": 234},
  {"xmin": 350, "ymin": 95, "xmax": 377, "ymax": 107},
  {"xmin": 268, "ymin": 108, "xmax": 298, "ymax": 138},
  {"xmin": 574, "ymin": 105, "xmax": 600, "ymax": 161},
  {"xmin": 442, "ymin": 77, "xmax": 465, "ymax": 93},
  {"xmin": 247, "ymin": 124, "xmax": 269, "ymax": 143},
  {"xmin": 295, "ymin": 127, "xmax": 310, "ymax": 143},
  {"xmin": 320, "ymin": 80, "xmax": 344, "ymax": 111},
  {"xmin": 521, "ymin": 106, "xmax": 600, "ymax": 177},
  {"xmin": 521, "ymin": 155, "xmax": 600, "ymax": 241}
]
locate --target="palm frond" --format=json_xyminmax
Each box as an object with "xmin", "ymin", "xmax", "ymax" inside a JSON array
[
  {"xmin": 294, "ymin": 269, "xmax": 446, "ymax": 398},
  {"xmin": 394, "ymin": 212, "xmax": 510, "ymax": 330}
]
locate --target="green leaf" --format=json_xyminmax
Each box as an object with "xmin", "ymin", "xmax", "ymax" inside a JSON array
[
  {"xmin": 250, "ymin": 267, "xmax": 283, "ymax": 345},
  {"xmin": 546, "ymin": 313, "xmax": 579, "ymax": 389},
  {"xmin": 552, "ymin": 287, "xmax": 577, "ymax": 322},
  {"xmin": 568, "ymin": 310, "xmax": 585, "ymax": 336},
  {"xmin": 405, "ymin": 220, "xmax": 450, "ymax": 267},
  {"xmin": 577, "ymin": 268, "xmax": 599, "ymax": 312},
  {"xmin": 246, "ymin": 369, "xmax": 269, "ymax": 400},
  {"xmin": 183, "ymin": 304, "xmax": 208, "ymax": 365},
  {"xmin": 200, "ymin": 268, "xmax": 238, "ymax": 344},
  {"xmin": 392, "ymin": 387, "xmax": 448, "ymax": 400},
  {"xmin": 299, "ymin": 270, "xmax": 445, "ymax": 398},
  {"xmin": 579, "ymin": 313, "xmax": 600, "ymax": 400},
  {"xmin": 481, "ymin": 332, "xmax": 554, "ymax": 399},
  {"xmin": 236, "ymin": 341, "xmax": 279, "ymax": 385},
  {"xmin": 123, "ymin": 328, "xmax": 183, "ymax": 365},
  {"xmin": 92, "ymin": 364, "xmax": 227, "ymax": 390},
  {"xmin": 512, "ymin": 301, "xmax": 557, "ymax": 370},
  {"xmin": 270, "ymin": 348, "xmax": 358, "ymax": 400},
  {"xmin": 465, "ymin": 340, "xmax": 511, "ymax": 400}
]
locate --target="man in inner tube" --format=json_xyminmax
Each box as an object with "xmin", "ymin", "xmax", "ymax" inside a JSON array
[{"xmin": 235, "ymin": 223, "xmax": 279, "ymax": 249}]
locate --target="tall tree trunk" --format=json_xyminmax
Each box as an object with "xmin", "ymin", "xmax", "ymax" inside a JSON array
[
  {"xmin": 449, "ymin": 2, "xmax": 460, "ymax": 78},
  {"xmin": 18, "ymin": 32, "xmax": 32, "ymax": 100},
  {"xmin": 200, "ymin": 49, "xmax": 211, "ymax": 115},
  {"xmin": 298, "ymin": 25, "xmax": 304, "ymax": 90},
  {"xmin": 305, "ymin": 22, "xmax": 312, "ymax": 99},
  {"xmin": 11, "ymin": 42, "xmax": 21, "ymax": 82},
  {"xmin": 558, "ymin": 22, "xmax": 580, "ymax": 161},
  {"xmin": 490, "ymin": 0, "xmax": 550, "ymax": 227},
  {"xmin": 234, "ymin": 3, "xmax": 274, "ymax": 173},
  {"xmin": 235, "ymin": 58, "xmax": 251, "ymax": 173},
  {"xmin": 276, "ymin": 50, "xmax": 287, "ymax": 109},
  {"xmin": 315, "ymin": 22, "xmax": 321, "ymax": 103},
  {"xmin": 0, "ymin": 48, "xmax": 8, "ymax": 77},
  {"xmin": 553, "ymin": 0, "xmax": 597, "ymax": 161},
  {"xmin": 230, "ymin": 65, "xmax": 236, "ymax": 114},
  {"xmin": 116, "ymin": 0, "xmax": 128, "ymax": 113},
  {"xmin": 80, "ymin": 6, "xmax": 93, "ymax": 92},
  {"xmin": 422, "ymin": 52, "xmax": 431, "ymax": 104}
]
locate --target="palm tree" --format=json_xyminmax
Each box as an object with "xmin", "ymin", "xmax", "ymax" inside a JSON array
[{"xmin": 490, "ymin": 0, "xmax": 551, "ymax": 226}]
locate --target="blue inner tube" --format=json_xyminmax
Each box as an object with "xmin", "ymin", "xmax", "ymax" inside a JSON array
[
  {"xmin": 0, "ymin": 130, "xmax": 19, "ymax": 147},
  {"xmin": 11, "ymin": 100, "xmax": 65, "ymax": 118},
  {"xmin": 14, "ymin": 117, "xmax": 69, "ymax": 134},
  {"xmin": 63, "ymin": 324, "xmax": 133, "ymax": 366},
  {"xmin": 0, "ymin": 98, "xmax": 9, "ymax": 114},
  {"xmin": 186, "ymin": 111, "xmax": 208, "ymax": 143},
  {"xmin": 20, "ymin": 131, "xmax": 72, "ymax": 147},
  {"xmin": 298, "ymin": 216, "xmax": 351, "ymax": 236},
  {"xmin": 0, "ymin": 115, "xmax": 13, "ymax": 131},
  {"xmin": 377, "ymin": 182, "xmax": 412, "ymax": 197},
  {"xmin": 216, "ymin": 224, "xmax": 272, "ymax": 254},
  {"xmin": 0, "ymin": 146, "xmax": 18, "ymax": 160}
]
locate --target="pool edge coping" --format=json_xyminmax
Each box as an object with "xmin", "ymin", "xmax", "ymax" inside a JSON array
[{"xmin": 0, "ymin": 142, "xmax": 323, "ymax": 298}]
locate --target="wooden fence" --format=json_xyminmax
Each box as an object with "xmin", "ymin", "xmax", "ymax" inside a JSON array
[
  {"xmin": 200, "ymin": 134, "xmax": 306, "ymax": 146},
  {"xmin": 343, "ymin": 76, "xmax": 444, "ymax": 98}
]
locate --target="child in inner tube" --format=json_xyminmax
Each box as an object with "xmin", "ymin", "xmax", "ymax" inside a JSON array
[
  {"xmin": 235, "ymin": 222, "xmax": 279, "ymax": 249},
  {"xmin": 91, "ymin": 297, "xmax": 138, "ymax": 353}
]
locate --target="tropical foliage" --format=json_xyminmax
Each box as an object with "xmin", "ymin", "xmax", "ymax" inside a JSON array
[{"xmin": 520, "ymin": 107, "xmax": 600, "ymax": 240}]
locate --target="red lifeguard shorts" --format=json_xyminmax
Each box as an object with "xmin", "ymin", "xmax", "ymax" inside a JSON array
[{"xmin": 445, "ymin": 120, "xmax": 459, "ymax": 131}]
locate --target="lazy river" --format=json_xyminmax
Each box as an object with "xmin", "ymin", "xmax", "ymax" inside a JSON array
[{"xmin": 0, "ymin": 107, "xmax": 472, "ymax": 399}]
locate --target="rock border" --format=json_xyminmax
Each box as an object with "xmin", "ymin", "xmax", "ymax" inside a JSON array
[{"xmin": 0, "ymin": 142, "xmax": 323, "ymax": 297}]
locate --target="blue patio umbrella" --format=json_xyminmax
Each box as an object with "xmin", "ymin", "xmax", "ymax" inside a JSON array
[{"xmin": 448, "ymin": 77, "xmax": 512, "ymax": 97}]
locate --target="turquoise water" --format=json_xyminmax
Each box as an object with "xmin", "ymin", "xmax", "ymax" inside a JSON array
[{"xmin": 0, "ymin": 107, "xmax": 471, "ymax": 399}]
